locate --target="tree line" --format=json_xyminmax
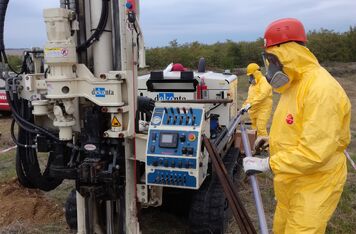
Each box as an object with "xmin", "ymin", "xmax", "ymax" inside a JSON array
[{"xmin": 145, "ymin": 26, "xmax": 356, "ymax": 70}]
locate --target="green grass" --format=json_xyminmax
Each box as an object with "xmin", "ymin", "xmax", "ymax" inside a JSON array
[{"xmin": 0, "ymin": 151, "xmax": 17, "ymax": 183}]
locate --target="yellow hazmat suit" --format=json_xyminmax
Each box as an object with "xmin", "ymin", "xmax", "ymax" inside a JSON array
[
  {"xmin": 244, "ymin": 67, "xmax": 273, "ymax": 137},
  {"xmin": 267, "ymin": 42, "xmax": 351, "ymax": 233}
]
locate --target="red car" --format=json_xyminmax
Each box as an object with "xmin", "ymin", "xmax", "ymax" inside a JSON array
[{"xmin": 0, "ymin": 80, "xmax": 10, "ymax": 111}]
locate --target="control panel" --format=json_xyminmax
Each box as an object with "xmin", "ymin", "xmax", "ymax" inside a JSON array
[{"xmin": 146, "ymin": 103, "xmax": 209, "ymax": 189}]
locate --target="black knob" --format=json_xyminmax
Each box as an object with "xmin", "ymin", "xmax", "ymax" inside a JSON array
[
  {"xmin": 164, "ymin": 160, "xmax": 169, "ymax": 167},
  {"xmin": 185, "ymin": 161, "xmax": 190, "ymax": 168},
  {"xmin": 183, "ymin": 177, "xmax": 187, "ymax": 183},
  {"xmin": 187, "ymin": 147, "xmax": 194, "ymax": 155},
  {"xmin": 171, "ymin": 161, "xmax": 176, "ymax": 168},
  {"xmin": 189, "ymin": 107, "xmax": 193, "ymax": 114},
  {"xmin": 152, "ymin": 161, "xmax": 158, "ymax": 166},
  {"xmin": 182, "ymin": 147, "xmax": 187, "ymax": 154},
  {"xmin": 170, "ymin": 107, "xmax": 174, "ymax": 114},
  {"xmin": 186, "ymin": 116, "xmax": 190, "ymax": 125},
  {"xmin": 166, "ymin": 116, "xmax": 171, "ymax": 124},
  {"xmin": 182, "ymin": 107, "xmax": 186, "ymax": 114},
  {"xmin": 176, "ymin": 107, "xmax": 180, "ymax": 114},
  {"xmin": 192, "ymin": 116, "xmax": 196, "ymax": 125},
  {"xmin": 178, "ymin": 161, "xmax": 183, "ymax": 168},
  {"xmin": 151, "ymin": 133, "xmax": 157, "ymax": 141},
  {"xmin": 150, "ymin": 145, "xmax": 155, "ymax": 153},
  {"xmin": 180, "ymin": 135, "xmax": 186, "ymax": 142}
]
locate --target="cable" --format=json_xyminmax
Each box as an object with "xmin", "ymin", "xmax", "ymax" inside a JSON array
[
  {"xmin": 10, "ymin": 119, "xmax": 36, "ymax": 148},
  {"xmin": 77, "ymin": 0, "xmax": 110, "ymax": 51}
]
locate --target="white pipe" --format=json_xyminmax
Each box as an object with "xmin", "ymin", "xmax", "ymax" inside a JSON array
[
  {"xmin": 241, "ymin": 123, "xmax": 269, "ymax": 234},
  {"xmin": 76, "ymin": 191, "xmax": 86, "ymax": 234},
  {"xmin": 90, "ymin": 0, "xmax": 113, "ymax": 76}
]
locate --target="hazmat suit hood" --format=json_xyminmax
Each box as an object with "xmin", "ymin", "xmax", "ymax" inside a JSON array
[
  {"xmin": 265, "ymin": 42, "xmax": 320, "ymax": 93},
  {"xmin": 252, "ymin": 70, "xmax": 264, "ymax": 85}
]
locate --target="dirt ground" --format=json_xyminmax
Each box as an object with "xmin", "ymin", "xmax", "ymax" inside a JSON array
[
  {"xmin": 0, "ymin": 179, "xmax": 64, "ymax": 230},
  {"xmin": 0, "ymin": 65, "xmax": 355, "ymax": 233}
]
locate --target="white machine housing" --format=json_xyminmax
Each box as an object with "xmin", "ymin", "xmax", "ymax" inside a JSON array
[{"xmin": 138, "ymin": 65, "xmax": 239, "ymax": 128}]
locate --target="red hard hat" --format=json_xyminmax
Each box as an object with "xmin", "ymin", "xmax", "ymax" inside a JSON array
[
  {"xmin": 171, "ymin": 63, "xmax": 187, "ymax": 72},
  {"xmin": 264, "ymin": 18, "xmax": 307, "ymax": 48}
]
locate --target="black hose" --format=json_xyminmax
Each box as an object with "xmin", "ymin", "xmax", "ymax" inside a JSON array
[
  {"xmin": 0, "ymin": 0, "xmax": 9, "ymax": 53},
  {"xmin": 77, "ymin": 0, "xmax": 109, "ymax": 51},
  {"xmin": 10, "ymin": 119, "xmax": 35, "ymax": 148},
  {"xmin": 15, "ymin": 99, "xmax": 63, "ymax": 191},
  {"xmin": 6, "ymin": 91, "xmax": 61, "ymax": 142}
]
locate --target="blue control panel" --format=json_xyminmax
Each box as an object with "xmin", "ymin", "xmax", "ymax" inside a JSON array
[
  {"xmin": 147, "ymin": 170, "xmax": 197, "ymax": 187},
  {"xmin": 146, "ymin": 104, "xmax": 208, "ymax": 189},
  {"xmin": 150, "ymin": 107, "xmax": 203, "ymax": 127}
]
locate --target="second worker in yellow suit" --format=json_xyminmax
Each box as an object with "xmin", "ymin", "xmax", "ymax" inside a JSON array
[{"xmin": 243, "ymin": 63, "xmax": 273, "ymax": 147}]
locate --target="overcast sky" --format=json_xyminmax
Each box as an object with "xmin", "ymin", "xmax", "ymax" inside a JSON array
[{"xmin": 4, "ymin": 0, "xmax": 356, "ymax": 48}]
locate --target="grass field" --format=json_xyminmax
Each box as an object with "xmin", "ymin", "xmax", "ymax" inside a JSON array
[{"xmin": 0, "ymin": 63, "xmax": 355, "ymax": 233}]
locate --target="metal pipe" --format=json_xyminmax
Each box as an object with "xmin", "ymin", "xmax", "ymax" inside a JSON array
[
  {"xmin": 60, "ymin": 0, "xmax": 67, "ymax": 8},
  {"xmin": 240, "ymin": 122, "xmax": 269, "ymax": 234},
  {"xmin": 227, "ymin": 114, "xmax": 242, "ymax": 137},
  {"xmin": 69, "ymin": 0, "xmax": 76, "ymax": 11},
  {"xmin": 90, "ymin": 0, "xmax": 113, "ymax": 76},
  {"xmin": 106, "ymin": 201, "xmax": 114, "ymax": 234},
  {"xmin": 76, "ymin": 191, "xmax": 86, "ymax": 234},
  {"xmin": 111, "ymin": 0, "xmax": 122, "ymax": 70}
]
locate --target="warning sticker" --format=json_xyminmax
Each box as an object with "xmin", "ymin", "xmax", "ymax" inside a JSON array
[
  {"xmin": 44, "ymin": 48, "xmax": 69, "ymax": 58},
  {"xmin": 112, "ymin": 116, "xmax": 122, "ymax": 127}
]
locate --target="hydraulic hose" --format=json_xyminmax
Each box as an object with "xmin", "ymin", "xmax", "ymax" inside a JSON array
[
  {"xmin": 0, "ymin": 0, "xmax": 9, "ymax": 56},
  {"xmin": 77, "ymin": 0, "xmax": 109, "ymax": 51}
]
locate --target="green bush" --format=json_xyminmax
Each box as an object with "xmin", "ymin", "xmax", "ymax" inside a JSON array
[{"xmin": 146, "ymin": 26, "xmax": 356, "ymax": 70}]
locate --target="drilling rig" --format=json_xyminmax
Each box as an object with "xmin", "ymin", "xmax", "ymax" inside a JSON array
[{"xmin": 0, "ymin": 0, "xmax": 254, "ymax": 233}]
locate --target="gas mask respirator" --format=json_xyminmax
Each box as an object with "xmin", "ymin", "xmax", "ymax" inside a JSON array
[
  {"xmin": 249, "ymin": 75, "xmax": 256, "ymax": 85},
  {"xmin": 262, "ymin": 52, "xmax": 289, "ymax": 89}
]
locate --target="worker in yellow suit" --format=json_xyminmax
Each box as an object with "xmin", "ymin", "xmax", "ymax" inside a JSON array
[
  {"xmin": 243, "ymin": 18, "xmax": 351, "ymax": 233},
  {"xmin": 243, "ymin": 63, "xmax": 272, "ymax": 150}
]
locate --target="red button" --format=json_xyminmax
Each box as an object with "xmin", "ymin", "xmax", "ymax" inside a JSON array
[{"xmin": 188, "ymin": 133, "xmax": 196, "ymax": 142}]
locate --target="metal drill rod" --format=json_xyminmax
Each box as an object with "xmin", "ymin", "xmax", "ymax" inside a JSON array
[
  {"xmin": 106, "ymin": 201, "xmax": 114, "ymax": 234},
  {"xmin": 240, "ymin": 122, "xmax": 269, "ymax": 234},
  {"xmin": 203, "ymin": 136, "xmax": 257, "ymax": 234},
  {"xmin": 227, "ymin": 113, "xmax": 242, "ymax": 138},
  {"xmin": 85, "ymin": 192, "xmax": 95, "ymax": 234}
]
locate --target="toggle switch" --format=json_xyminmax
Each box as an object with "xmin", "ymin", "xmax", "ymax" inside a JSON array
[{"xmin": 192, "ymin": 116, "xmax": 196, "ymax": 125}]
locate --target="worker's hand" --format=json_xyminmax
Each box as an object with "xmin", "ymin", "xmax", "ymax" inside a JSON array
[
  {"xmin": 254, "ymin": 136, "xmax": 269, "ymax": 154},
  {"xmin": 240, "ymin": 103, "xmax": 251, "ymax": 114},
  {"xmin": 138, "ymin": 120, "xmax": 149, "ymax": 132},
  {"xmin": 243, "ymin": 157, "xmax": 270, "ymax": 176}
]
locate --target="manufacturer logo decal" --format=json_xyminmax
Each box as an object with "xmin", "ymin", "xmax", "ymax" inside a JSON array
[
  {"xmin": 84, "ymin": 144, "xmax": 97, "ymax": 151},
  {"xmin": 154, "ymin": 93, "xmax": 187, "ymax": 101},
  {"xmin": 286, "ymin": 114, "xmax": 294, "ymax": 125},
  {"xmin": 92, "ymin": 88, "xmax": 114, "ymax": 98}
]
